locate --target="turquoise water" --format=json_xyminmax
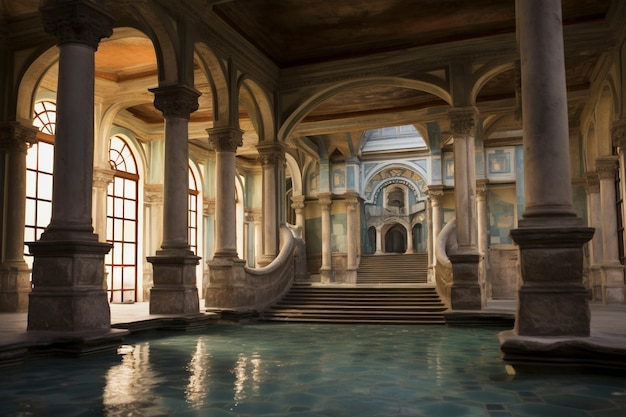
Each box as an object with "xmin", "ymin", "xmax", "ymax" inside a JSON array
[{"xmin": 0, "ymin": 323, "xmax": 625, "ymax": 417}]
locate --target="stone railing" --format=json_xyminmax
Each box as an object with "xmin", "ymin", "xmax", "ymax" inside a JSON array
[
  {"xmin": 435, "ymin": 218, "xmax": 457, "ymax": 307},
  {"xmin": 242, "ymin": 224, "xmax": 306, "ymax": 310}
]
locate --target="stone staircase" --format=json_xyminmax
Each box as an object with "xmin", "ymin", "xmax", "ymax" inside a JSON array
[
  {"xmin": 357, "ymin": 253, "xmax": 429, "ymax": 284},
  {"xmin": 260, "ymin": 284, "xmax": 447, "ymax": 324}
]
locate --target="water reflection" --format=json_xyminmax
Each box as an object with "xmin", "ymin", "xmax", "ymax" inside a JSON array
[
  {"xmin": 233, "ymin": 352, "xmax": 264, "ymax": 401},
  {"xmin": 185, "ymin": 338, "xmax": 210, "ymax": 408},
  {"xmin": 103, "ymin": 344, "xmax": 162, "ymax": 416}
]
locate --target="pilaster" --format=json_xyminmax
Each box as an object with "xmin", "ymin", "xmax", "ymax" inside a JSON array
[
  {"xmin": 319, "ymin": 193, "xmax": 333, "ymax": 283},
  {"xmin": 0, "ymin": 122, "xmax": 38, "ymax": 312},
  {"xmin": 585, "ymin": 171, "xmax": 603, "ymax": 301}
]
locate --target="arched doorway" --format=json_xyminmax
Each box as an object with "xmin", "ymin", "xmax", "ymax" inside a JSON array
[{"xmin": 384, "ymin": 224, "xmax": 406, "ymax": 253}]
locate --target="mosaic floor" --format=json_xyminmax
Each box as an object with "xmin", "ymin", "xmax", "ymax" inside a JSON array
[{"xmin": 0, "ymin": 323, "xmax": 625, "ymax": 416}]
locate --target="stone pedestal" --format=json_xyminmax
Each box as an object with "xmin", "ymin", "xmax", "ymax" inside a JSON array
[
  {"xmin": 0, "ymin": 264, "xmax": 32, "ymax": 312},
  {"xmin": 148, "ymin": 251, "xmax": 200, "ymax": 314},
  {"xmin": 205, "ymin": 257, "xmax": 249, "ymax": 309},
  {"xmin": 27, "ymin": 240, "xmax": 112, "ymax": 331},
  {"xmin": 510, "ymin": 224, "xmax": 594, "ymax": 336},
  {"xmin": 449, "ymin": 253, "xmax": 483, "ymax": 310}
]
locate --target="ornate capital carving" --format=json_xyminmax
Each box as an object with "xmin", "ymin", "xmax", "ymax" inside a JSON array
[
  {"xmin": 427, "ymin": 185, "xmax": 445, "ymax": 203},
  {"xmin": 448, "ymin": 107, "xmax": 478, "ymax": 136},
  {"xmin": 291, "ymin": 195, "xmax": 305, "ymax": 211},
  {"xmin": 596, "ymin": 156, "xmax": 619, "ymax": 180},
  {"xmin": 257, "ymin": 144, "xmax": 285, "ymax": 166},
  {"xmin": 150, "ymin": 85, "xmax": 200, "ymax": 119},
  {"xmin": 612, "ymin": 119, "xmax": 626, "ymax": 150},
  {"xmin": 0, "ymin": 122, "xmax": 38, "ymax": 153},
  {"xmin": 144, "ymin": 184, "xmax": 164, "ymax": 204},
  {"xmin": 203, "ymin": 198, "xmax": 215, "ymax": 216},
  {"xmin": 585, "ymin": 171, "xmax": 600, "ymax": 194},
  {"xmin": 40, "ymin": 0, "xmax": 114, "ymax": 49},
  {"xmin": 318, "ymin": 193, "xmax": 333, "ymax": 208},
  {"xmin": 207, "ymin": 127, "xmax": 243, "ymax": 153},
  {"xmin": 476, "ymin": 179, "xmax": 488, "ymax": 200},
  {"xmin": 93, "ymin": 167, "xmax": 115, "ymax": 189}
]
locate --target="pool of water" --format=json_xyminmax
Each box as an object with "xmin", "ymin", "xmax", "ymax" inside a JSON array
[{"xmin": 1, "ymin": 323, "xmax": 625, "ymax": 417}]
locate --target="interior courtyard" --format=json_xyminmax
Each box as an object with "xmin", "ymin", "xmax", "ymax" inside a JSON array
[{"xmin": 1, "ymin": 0, "xmax": 626, "ymax": 387}]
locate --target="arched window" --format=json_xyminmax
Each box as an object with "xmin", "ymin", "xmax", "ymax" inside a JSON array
[
  {"xmin": 25, "ymin": 101, "xmax": 56, "ymax": 260},
  {"xmin": 189, "ymin": 167, "xmax": 199, "ymax": 255},
  {"xmin": 106, "ymin": 136, "xmax": 139, "ymax": 303}
]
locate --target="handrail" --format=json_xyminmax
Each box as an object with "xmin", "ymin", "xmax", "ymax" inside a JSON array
[
  {"xmin": 241, "ymin": 224, "xmax": 306, "ymax": 310},
  {"xmin": 435, "ymin": 218, "xmax": 457, "ymax": 307}
]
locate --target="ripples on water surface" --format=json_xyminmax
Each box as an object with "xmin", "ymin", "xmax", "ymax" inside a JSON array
[{"xmin": 1, "ymin": 324, "xmax": 625, "ymax": 417}]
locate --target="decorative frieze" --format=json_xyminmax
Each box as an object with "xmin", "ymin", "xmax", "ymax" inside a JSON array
[
  {"xmin": 207, "ymin": 127, "xmax": 243, "ymax": 153},
  {"xmin": 150, "ymin": 85, "xmax": 200, "ymax": 119},
  {"xmin": 40, "ymin": 0, "xmax": 114, "ymax": 49}
]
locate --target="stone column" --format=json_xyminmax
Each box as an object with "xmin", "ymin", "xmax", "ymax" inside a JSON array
[
  {"xmin": 147, "ymin": 85, "xmax": 201, "ymax": 315},
  {"xmin": 256, "ymin": 144, "xmax": 285, "ymax": 267},
  {"xmin": 428, "ymin": 185, "xmax": 444, "ymax": 281},
  {"xmin": 345, "ymin": 193, "xmax": 359, "ymax": 284},
  {"xmin": 596, "ymin": 156, "xmax": 625, "ymax": 303},
  {"xmin": 448, "ymin": 106, "xmax": 483, "ymax": 310},
  {"xmin": 319, "ymin": 193, "xmax": 333, "ymax": 283},
  {"xmin": 204, "ymin": 127, "xmax": 248, "ymax": 309},
  {"xmin": 406, "ymin": 228, "xmax": 414, "ymax": 253},
  {"xmin": 375, "ymin": 225, "xmax": 383, "ymax": 254},
  {"xmin": 476, "ymin": 179, "xmax": 489, "ymax": 292},
  {"xmin": 143, "ymin": 184, "xmax": 164, "ymax": 301},
  {"xmin": 585, "ymin": 172, "xmax": 603, "ymax": 301},
  {"xmin": 0, "ymin": 122, "xmax": 37, "ymax": 312},
  {"xmin": 291, "ymin": 195, "xmax": 306, "ymax": 239},
  {"xmin": 92, "ymin": 168, "xmax": 114, "ymax": 291},
  {"xmin": 27, "ymin": 1, "xmax": 114, "ymax": 331},
  {"xmin": 508, "ymin": 0, "xmax": 594, "ymax": 336}
]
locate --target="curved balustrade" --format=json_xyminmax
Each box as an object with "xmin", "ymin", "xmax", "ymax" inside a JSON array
[{"xmin": 434, "ymin": 218, "xmax": 457, "ymax": 307}]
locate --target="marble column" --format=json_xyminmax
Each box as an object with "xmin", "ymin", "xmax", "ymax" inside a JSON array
[
  {"xmin": 319, "ymin": 193, "xmax": 333, "ymax": 283},
  {"xmin": 375, "ymin": 226, "xmax": 383, "ymax": 254},
  {"xmin": 448, "ymin": 107, "xmax": 483, "ymax": 310},
  {"xmin": 26, "ymin": 1, "xmax": 113, "ymax": 331},
  {"xmin": 256, "ymin": 144, "xmax": 285, "ymax": 267},
  {"xmin": 428, "ymin": 185, "xmax": 444, "ymax": 282},
  {"xmin": 147, "ymin": 85, "xmax": 201, "ymax": 315},
  {"xmin": 476, "ymin": 179, "xmax": 489, "ymax": 293},
  {"xmin": 596, "ymin": 156, "xmax": 625, "ymax": 303},
  {"xmin": 346, "ymin": 193, "xmax": 359, "ymax": 284},
  {"xmin": 585, "ymin": 172, "xmax": 603, "ymax": 301},
  {"xmin": 508, "ymin": 0, "xmax": 594, "ymax": 336},
  {"xmin": 291, "ymin": 195, "xmax": 306, "ymax": 239},
  {"xmin": 92, "ymin": 168, "xmax": 115, "ymax": 291},
  {"xmin": 0, "ymin": 122, "xmax": 37, "ymax": 312},
  {"xmin": 204, "ymin": 127, "xmax": 248, "ymax": 309}
]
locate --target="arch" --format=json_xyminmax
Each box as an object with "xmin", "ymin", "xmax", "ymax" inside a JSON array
[
  {"xmin": 194, "ymin": 43, "xmax": 230, "ymax": 125},
  {"xmin": 364, "ymin": 163, "xmax": 428, "ymax": 204},
  {"xmin": 584, "ymin": 123, "xmax": 598, "ymax": 172},
  {"xmin": 285, "ymin": 153, "xmax": 303, "ymax": 196},
  {"xmin": 239, "ymin": 76, "xmax": 276, "ymax": 142},
  {"xmin": 278, "ymin": 76, "xmax": 452, "ymax": 143},
  {"xmin": 16, "ymin": 46, "xmax": 59, "ymax": 123},
  {"xmin": 596, "ymin": 84, "xmax": 617, "ymax": 157},
  {"xmin": 470, "ymin": 60, "xmax": 517, "ymax": 104}
]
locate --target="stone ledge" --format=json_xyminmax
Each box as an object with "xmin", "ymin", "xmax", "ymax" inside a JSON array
[{"xmin": 499, "ymin": 329, "xmax": 626, "ymax": 374}]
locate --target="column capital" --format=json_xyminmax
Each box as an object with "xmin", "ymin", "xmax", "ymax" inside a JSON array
[
  {"xmin": 346, "ymin": 193, "xmax": 360, "ymax": 211},
  {"xmin": 0, "ymin": 122, "xmax": 38, "ymax": 153},
  {"xmin": 150, "ymin": 85, "xmax": 200, "ymax": 119},
  {"xmin": 585, "ymin": 171, "xmax": 600, "ymax": 194},
  {"xmin": 291, "ymin": 195, "xmax": 306, "ymax": 211},
  {"xmin": 93, "ymin": 167, "xmax": 115, "ymax": 190},
  {"xmin": 40, "ymin": 0, "xmax": 114, "ymax": 49},
  {"xmin": 476, "ymin": 179, "xmax": 489, "ymax": 200},
  {"xmin": 318, "ymin": 193, "xmax": 333, "ymax": 208},
  {"xmin": 596, "ymin": 155, "xmax": 619, "ymax": 180},
  {"xmin": 203, "ymin": 198, "xmax": 215, "ymax": 216},
  {"xmin": 144, "ymin": 183, "xmax": 164, "ymax": 204},
  {"xmin": 611, "ymin": 118, "xmax": 626, "ymax": 149},
  {"xmin": 207, "ymin": 126, "xmax": 243, "ymax": 152},
  {"xmin": 257, "ymin": 143, "xmax": 286, "ymax": 166},
  {"xmin": 427, "ymin": 185, "xmax": 445, "ymax": 202},
  {"xmin": 448, "ymin": 107, "xmax": 479, "ymax": 136}
]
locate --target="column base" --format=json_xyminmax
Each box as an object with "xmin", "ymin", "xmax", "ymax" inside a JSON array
[
  {"xmin": 601, "ymin": 264, "xmax": 625, "ymax": 304},
  {"xmin": 204, "ymin": 257, "xmax": 249, "ymax": 309},
  {"xmin": 345, "ymin": 268, "xmax": 357, "ymax": 285},
  {"xmin": 320, "ymin": 267, "xmax": 333, "ymax": 284},
  {"xmin": 510, "ymin": 223, "xmax": 594, "ymax": 337},
  {"xmin": 0, "ymin": 263, "xmax": 31, "ymax": 312},
  {"xmin": 27, "ymin": 240, "xmax": 111, "ymax": 331},
  {"xmin": 256, "ymin": 254, "xmax": 276, "ymax": 268},
  {"xmin": 147, "ymin": 250, "xmax": 200, "ymax": 315},
  {"xmin": 449, "ymin": 252, "xmax": 484, "ymax": 310},
  {"xmin": 590, "ymin": 265, "xmax": 602, "ymax": 302}
]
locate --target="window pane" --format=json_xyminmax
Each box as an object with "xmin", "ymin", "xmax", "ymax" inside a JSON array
[
  {"xmin": 124, "ymin": 199, "xmax": 136, "ymax": 220},
  {"xmin": 38, "ymin": 174, "xmax": 53, "ymax": 201},
  {"xmin": 38, "ymin": 143, "xmax": 54, "ymax": 173},
  {"xmin": 36, "ymin": 202, "xmax": 51, "ymax": 227},
  {"xmin": 25, "ymin": 199, "xmax": 36, "ymax": 226},
  {"xmin": 26, "ymin": 171, "xmax": 37, "ymax": 198},
  {"xmin": 113, "ymin": 246, "xmax": 122, "ymax": 264},
  {"xmin": 123, "ymin": 220, "xmax": 135, "ymax": 241},
  {"xmin": 123, "ymin": 243, "xmax": 136, "ymax": 264},
  {"xmin": 114, "ymin": 197, "xmax": 123, "ymax": 216},
  {"xmin": 114, "ymin": 218, "xmax": 123, "ymax": 240},
  {"xmin": 124, "ymin": 179, "xmax": 136, "ymax": 199}
]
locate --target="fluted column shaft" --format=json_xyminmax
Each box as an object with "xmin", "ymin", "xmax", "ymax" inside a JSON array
[{"xmin": 209, "ymin": 127, "xmax": 242, "ymax": 259}]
